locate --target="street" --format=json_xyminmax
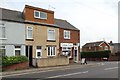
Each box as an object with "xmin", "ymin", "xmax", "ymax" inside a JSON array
[{"xmin": 2, "ymin": 61, "xmax": 119, "ymax": 80}]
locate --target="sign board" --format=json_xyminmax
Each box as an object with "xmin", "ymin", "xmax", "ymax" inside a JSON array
[{"xmin": 61, "ymin": 43, "xmax": 73, "ymax": 47}]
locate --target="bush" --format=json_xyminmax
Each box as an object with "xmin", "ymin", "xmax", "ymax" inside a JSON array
[
  {"xmin": 2, "ymin": 56, "xmax": 28, "ymax": 67},
  {"xmin": 81, "ymin": 50, "xmax": 111, "ymax": 58}
]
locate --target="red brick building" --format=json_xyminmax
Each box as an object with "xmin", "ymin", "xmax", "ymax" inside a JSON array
[
  {"xmin": 82, "ymin": 41, "xmax": 110, "ymax": 52},
  {"xmin": 55, "ymin": 19, "xmax": 80, "ymax": 63}
]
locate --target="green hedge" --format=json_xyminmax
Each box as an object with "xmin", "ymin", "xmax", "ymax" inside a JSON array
[
  {"xmin": 81, "ymin": 50, "xmax": 111, "ymax": 58},
  {"xmin": 2, "ymin": 56, "xmax": 28, "ymax": 67}
]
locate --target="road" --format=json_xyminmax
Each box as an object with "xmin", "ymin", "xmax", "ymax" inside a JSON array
[{"xmin": 2, "ymin": 61, "xmax": 119, "ymax": 80}]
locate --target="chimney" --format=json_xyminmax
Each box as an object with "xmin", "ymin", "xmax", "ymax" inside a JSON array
[{"xmin": 110, "ymin": 41, "xmax": 113, "ymax": 44}]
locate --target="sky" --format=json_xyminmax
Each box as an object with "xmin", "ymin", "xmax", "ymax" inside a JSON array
[{"xmin": 0, "ymin": 0, "xmax": 119, "ymax": 47}]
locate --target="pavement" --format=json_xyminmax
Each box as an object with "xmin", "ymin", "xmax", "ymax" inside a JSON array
[{"xmin": 2, "ymin": 62, "xmax": 99, "ymax": 76}]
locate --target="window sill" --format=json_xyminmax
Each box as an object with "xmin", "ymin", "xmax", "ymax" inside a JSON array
[
  {"xmin": 26, "ymin": 39, "xmax": 34, "ymax": 41},
  {"xmin": 47, "ymin": 40, "xmax": 56, "ymax": 42},
  {"xmin": 34, "ymin": 17, "xmax": 47, "ymax": 20},
  {"xmin": 48, "ymin": 56, "xmax": 56, "ymax": 58},
  {"xmin": 0, "ymin": 38, "xmax": 7, "ymax": 40}
]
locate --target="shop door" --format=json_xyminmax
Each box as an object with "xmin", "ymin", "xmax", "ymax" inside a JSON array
[{"xmin": 74, "ymin": 47, "xmax": 78, "ymax": 63}]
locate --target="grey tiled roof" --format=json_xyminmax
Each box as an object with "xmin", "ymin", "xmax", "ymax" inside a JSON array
[
  {"xmin": 0, "ymin": 8, "xmax": 24, "ymax": 22},
  {"xmin": 54, "ymin": 19, "xmax": 79, "ymax": 30},
  {"xmin": 0, "ymin": 8, "xmax": 79, "ymax": 30},
  {"xmin": 82, "ymin": 41, "xmax": 105, "ymax": 47}
]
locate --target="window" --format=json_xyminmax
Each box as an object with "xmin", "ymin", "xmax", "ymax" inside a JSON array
[
  {"xmin": 0, "ymin": 46, "xmax": 6, "ymax": 56},
  {"xmin": 15, "ymin": 46, "xmax": 21, "ymax": 56},
  {"xmin": 34, "ymin": 10, "xmax": 47, "ymax": 19},
  {"xmin": 47, "ymin": 29, "xmax": 55, "ymax": 41},
  {"xmin": 89, "ymin": 47, "xmax": 91, "ymax": 49},
  {"xmin": 62, "ymin": 47, "xmax": 72, "ymax": 58},
  {"xmin": 47, "ymin": 46, "xmax": 56, "ymax": 56},
  {"xmin": 34, "ymin": 11, "xmax": 40, "ymax": 18},
  {"xmin": 104, "ymin": 46, "xmax": 108, "ymax": 50},
  {"xmin": 64, "ymin": 30, "xmax": 70, "ymax": 39},
  {"xmin": 27, "ymin": 26, "xmax": 33, "ymax": 39},
  {"xmin": 40, "ymin": 12, "xmax": 47, "ymax": 19},
  {"xmin": 0, "ymin": 25, "xmax": 6, "ymax": 39},
  {"xmin": 36, "ymin": 46, "xmax": 42, "ymax": 58}
]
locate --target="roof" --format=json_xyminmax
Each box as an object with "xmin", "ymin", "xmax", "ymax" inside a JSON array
[
  {"xmin": 25, "ymin": 5, "xmax": 54, "ymax": 14},
  {"xmin": 54, "ymin": 19, "xmax": 79, "ymax": 31},
  {"xmin": 0, "ymin": 8, "xmax": 58, "ymax": 27},
  {"xmin": 82, "ymin": 41, "xmax": 106, "ymax": 47},
  {"xmin": 111, "ymin": 43, "xmax": 120, "ymax": 46},
  {"xmin": 0, "ymin": 7, "xmax": 79, "ymax": 30},
  {"xmin": 0, "ymin": 8, "xmax": 24, "ymax": 22}
]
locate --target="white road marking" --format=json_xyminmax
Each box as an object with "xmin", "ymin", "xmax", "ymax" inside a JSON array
[
  {"xmin": 47, "ymin": 71, "xmax": 88, "ymax": 78},
  {"xmin": 104, "ymin": 67, "xmax": 118, "ymax": 70},
  {"xmin": 2, "ymin": 66, "xmax": 86, "ymax": 77}
]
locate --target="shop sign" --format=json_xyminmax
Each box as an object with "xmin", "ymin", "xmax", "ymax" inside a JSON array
[{"xmin": 61, "ymin": 43, "xmax": 73, "ymax": 47}]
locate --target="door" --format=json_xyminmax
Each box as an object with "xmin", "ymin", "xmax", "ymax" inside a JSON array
[
  {"xmin": 74, "ymin": 47, "xmax": 78, "ymax": 63},
  {"xmin": 26, "ymin": 46, "xmax": 33, "ymax": 66}
]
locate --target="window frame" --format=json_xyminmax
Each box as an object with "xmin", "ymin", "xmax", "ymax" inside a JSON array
[
  {"xmin": 0, "ymin": 45, "xmax": 6, "ymax": 56},
  {"xmin": 64, "ymin": 30, "xmax": 70, "ymax": 39},
  {"xmin": 34, "ymin": 10, "xmax": 47, "ymax": 20},
  {"xmin": 36, "ymin": 46, "xmax": 42, "ymax": 58},
  {"xmin": 40, "ymin": 11, "xmax": 47, "ymax": 19},
  {"xmin": 47, "ymin": 29, "xmax": 55, "ymax": 41},
  {"xmin": 62, "ymin": 47, "xmax": 72, "ymax": 58},
  {"xmin": 26, "ymin": 26, "xmax": 33, "ymax": 39},
  {"xmin": 0, "ymin": 25, "xmax": 6, "ymax": 39},
  {"xmin": 34, "ymin": 10, "xmax": 40, "ymax": 19},
  {"xmin": 47, "ymin": 46, "xmax": 56, "ymax": 57},
  {"xmin": 14, "ymin": 46, "xmax": 21, "ymax": 56}
]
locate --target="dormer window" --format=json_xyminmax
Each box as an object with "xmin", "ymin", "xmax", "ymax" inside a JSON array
[{"xmin": 34, "ymin": 10, "xmax": 47, "ymax": 19}]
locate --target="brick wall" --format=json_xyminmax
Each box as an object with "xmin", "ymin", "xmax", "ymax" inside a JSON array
[
  {"xmin": 59, "ymin": 28, "xmax": 80, "ymax": 43},
  {"xmin": 2, "ymin": 62, "xmax": 29, "ymax": 71},
  {"xmin": 24, "ymin": 5, "xmax": 54, "ymax": 24}
]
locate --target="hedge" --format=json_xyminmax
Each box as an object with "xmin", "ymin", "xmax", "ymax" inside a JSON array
[
  {"xmin": 81, "ymin": 50, "xmax": 111, "ymax": 58},
  {"xmin": 2, "ymin": 56, "xmax": 28, "ymax": 67}
]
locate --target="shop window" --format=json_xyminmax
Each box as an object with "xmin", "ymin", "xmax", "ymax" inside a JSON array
[{"xmin": 62, "ymin": 47, "xmax": 72, "ymax": 58}]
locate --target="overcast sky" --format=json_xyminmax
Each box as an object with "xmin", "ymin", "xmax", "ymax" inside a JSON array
[{"xmin": 0, "ymin": 0, "xmax": 119, "ymax": 46}]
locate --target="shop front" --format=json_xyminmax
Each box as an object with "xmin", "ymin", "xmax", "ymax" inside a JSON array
[{"xmin": 60, "ymin": 43, "xmax": 79, "ymax": 63}]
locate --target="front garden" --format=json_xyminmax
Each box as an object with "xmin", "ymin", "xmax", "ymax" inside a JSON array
[{"xmin": 1, "ymin": 56, "xmax": 29, "ymax": 71}]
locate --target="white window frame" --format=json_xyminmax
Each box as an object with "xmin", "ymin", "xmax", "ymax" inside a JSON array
[
  {"xmin": 47, "ymin": 29, "xmax": 55, "ymax": 41},
  {"xmin": 36, "ymin": 46, "xmax": 42, "ymax": 58},
  {"xmin": 27, "ymin": 26, "xmax": 33, "ymax": 39},
  {"xmin": 0, "ymin": 45, "xmax": 6, "ymax": 56},
  {"xmin": 14, "ymin": 46, "xmax": 21, "ymax": 56},
  {"xmin": 34, "ymin": 10, "xmax": 47, "ymax": 19},
  {"xmin": 34, "ymin": 10, "xmax": 40, "ymax": 18},
  {"xmin": 64, "ymin": 30, "xmax": 70, "ymax": 39},
  {"xmin": 0, "ymin": 25, "xmax": 6, "ymax": 39},
  {"xmin": 47, "ymin": 46, "xmax": 56, "ymax": 57}
]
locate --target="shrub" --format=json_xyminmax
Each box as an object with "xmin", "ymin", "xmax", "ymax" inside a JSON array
[
  {"xmin": 81, "ymin": 50, "xmax": 111, "ymax": 58},
  {"xmin": 2, "ymin": 56, "xmax": 28, "ymax": 67}
]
